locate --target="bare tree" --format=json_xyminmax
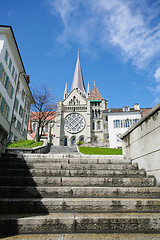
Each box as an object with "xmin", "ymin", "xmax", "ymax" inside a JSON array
[{"xmin": 31, "ymin": 85, "xmax": 56, "ymax": 141}]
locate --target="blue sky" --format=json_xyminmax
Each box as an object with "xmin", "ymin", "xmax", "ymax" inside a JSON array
[{"xmin": 1, "ymin": 0, "xmax": 160, "ymax": 108}]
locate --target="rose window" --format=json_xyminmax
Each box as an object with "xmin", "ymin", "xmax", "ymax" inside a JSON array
[{"xmin": 64, "ymin": 113, "xmax": 85, "ymax": 133}]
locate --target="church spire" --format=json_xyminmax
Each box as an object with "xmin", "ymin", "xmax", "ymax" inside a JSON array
[
  {"xmin": 71, "ymin": 49, "xmax": 86, "ymax": 95},
  {"xmin": 64, "ymin": 83, "xmax": 68, "ymax": 100},
  {"xmin": 86, "ymin": 82, "xmax": 90, "ymax": 98}
]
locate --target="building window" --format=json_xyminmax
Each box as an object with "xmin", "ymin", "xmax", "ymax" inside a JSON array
[
  {"xmin": 33, "ymin": 123, "xmax": 36, "ymax": 132},
  {"xmin": 92, "ymin": 121, "xmax": 95, "ymax": 130},
  {"xmin": 71, "ymin": 136, "xmax": 76, "ymax": 146},
  {"xmin": 17, "ymin": 120, "xmax": 21, "ymax": 132},
  {"xmin": 22, "ymin": 89, "xmax": 25, "ymax": 101},
  {"xmin": 6, "ymin": 106, "xmax": 10, "ymax": 120},
  {"xmin": 5, "ymin": 75, "xmax": 9, "ymax": 90},
  {"xmin": 15, "ymin": 98, "xmax": 19, "ymax": 112},
  {"xmin": 0, "ymin": 63, "xmax": 3, "ymax": 79},
  {"xmin": 113, "ymin": 120, "xmax": 120, "ymax": 128},
  {"xmin": 4, "ymin": 50, "xmax": 9, "ymax": 63},
  {"xmin": 8, "ymin": 59, "xmax": 12, "ymax": 71},
  {"xmin": 97, "ymin": 121, "xmax": 101, "ymax": 130},
  {"xmin": 95, "ymin": 110, "xmax": 97, "ymax": 118},
  {"xmin": 0, "ymin": 97, "xmax": 5, "ymax": 113},
  {"xmin": 15, "ymin": 73, "xmax": 17, "ymax": 83},
  {"xmin": 19, "ymin": 105, "xmax": 23, "ymax": 118},
  {"xmin": 45, "ymin": 124, "xmax": 48, "ymax": 132},
  {"xmin": 12, "ymin": 66, "xmax": 15, "ymax": 78}
]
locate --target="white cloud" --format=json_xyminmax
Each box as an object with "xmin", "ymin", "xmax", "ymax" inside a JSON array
[
  {"xmin": 154, "ymin": 67, "xmax": 160, "ymax": 83},
  {"xmin": 48, "ymin": 0, "xmax": 160, "ymax": 69}
]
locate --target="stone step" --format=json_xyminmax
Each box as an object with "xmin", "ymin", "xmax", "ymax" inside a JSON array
[
  {"xmin": 2, "ymin": 233, "xmax": 160, "ymax": 240},
  {"xmin": 0, "ymin": 169, "xmax": 145, "ymax": 177},
  {"xmin": 0, "ymin": 176, "xmax": 155, "ymax": 187},
  {"xmin": 1, "ymin": 198, "xmax": 160, "ymax": 214},
  {"xmin": 0, "ymin": 157, "xmax": 130, "ymax": 164},
  {"xmin": 0, "ymin": 186, "xmax": 159, "ymax": 199},
  {"xmin": 0, "ymin": 162, "xmax": 138, "ymax": 170},
  {"xmin": 0, "ymin": 213, "xmax": 160, "ymax": 234},
  {"xmin": 49, "ymin": 146, "xmax": 78, "ymax": 153}
]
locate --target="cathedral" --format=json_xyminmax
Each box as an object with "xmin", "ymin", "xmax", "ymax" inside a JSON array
[{"xmin": 53, "ymin": 51, "xmax": 108, "ymax": 146}]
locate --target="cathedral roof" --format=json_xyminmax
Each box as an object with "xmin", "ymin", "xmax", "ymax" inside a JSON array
[
  {"xmin": 89, "ymin": 84, "xmax": 103, "ymax": 101},
  {"xmin": 71, "ymin": 50, "xmax": 86, "ymax": 93}
]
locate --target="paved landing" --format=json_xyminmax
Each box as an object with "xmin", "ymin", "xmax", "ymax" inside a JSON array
[{"xmin": 2, "ymin": 234, "xmax": 160, "ymax": 240}]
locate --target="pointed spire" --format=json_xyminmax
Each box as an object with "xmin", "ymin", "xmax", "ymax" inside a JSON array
[
  {"xmin": 87, "ymin": 82, "xmax": 90, "ymax": 94},
  {"xmin": 86, "ymin": 82, "xmax": 90, "ymax": 98},
  {"xmin": 64, "ymin": 83, "xmax": 68, "ymax": 99},
  {"xmin": 89, "ymin": 83, "xmax": 103, "ymax": 101},
  {"xmin": 71, "ymin": 49, "xmax": 86, "ymax": 94}
]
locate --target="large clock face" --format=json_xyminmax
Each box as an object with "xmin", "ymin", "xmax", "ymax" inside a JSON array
[{"xmin": 64, "ymin": 113, "xmax": 85, "ymax": 133}]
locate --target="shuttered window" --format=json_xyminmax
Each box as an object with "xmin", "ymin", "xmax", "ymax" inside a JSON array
[
  {"xmin": 8, "ymin": 59, "xmax": 12, "ymax": 70},
  {"xmin": 4, "ymin": 50, "xmax": 8, "ymax": 63},
  {"xmin": 5, "ymin": 76, "xmax": 9, "ymax": 90},
  {"xmin": 0, "ymin": 97, "xmax": 5, "ymax": 112},
  {"xmin": 0, "ymin": 63, "xmax": 3, "ymax": 78}
]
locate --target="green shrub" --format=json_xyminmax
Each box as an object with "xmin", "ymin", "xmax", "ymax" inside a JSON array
[{"xmin": 77, "ymin": 141, "xmax": 83, "ymax": 146}]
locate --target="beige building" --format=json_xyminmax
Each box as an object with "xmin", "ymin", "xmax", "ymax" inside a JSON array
[{"xmin": 53, "ymin": 52, "xmax": 108, "ymax": 146}]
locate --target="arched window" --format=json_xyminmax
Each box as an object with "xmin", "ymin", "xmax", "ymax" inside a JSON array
[
  {"xmin": 92, "ymin": 122, "xmax": 95, "ymax": 130},
  {"xmin": 79, "ymin": 136, "xmax": 84, "ymax": 143},
  {"xmin": 71, "ymin": 136, "xmax": 76, "ymax": 146}
]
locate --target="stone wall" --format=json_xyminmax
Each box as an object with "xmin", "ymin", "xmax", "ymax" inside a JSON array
[{"xmin": 121, "ymin": 102, "xmax": 160, "ymax": 185}]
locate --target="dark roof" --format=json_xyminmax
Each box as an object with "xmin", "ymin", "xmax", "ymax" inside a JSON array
[{"xmin": 104, "ymin": 108, "xmax": 152, "ymax": 116}]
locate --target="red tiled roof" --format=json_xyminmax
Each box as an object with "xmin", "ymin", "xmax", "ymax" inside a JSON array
[
  {"xmin": 89, "ymin": 85, "xmax": 103, "ymax": 101},
  {"xmin": 140, "ymin": 108, "xmax": 151, "ymax": 117},
  {"xmin": 30, "ymin": 111, "xmax": 55, "ymax": 121}
]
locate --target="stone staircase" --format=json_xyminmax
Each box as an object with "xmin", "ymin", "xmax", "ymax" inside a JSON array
[
  {"xmin": 49, "ymin": 146, "xmax": 78, "ymax": 154},
  {"xmin": 0, "ymin": 152, "xmax": 160, "ymax": 238}
]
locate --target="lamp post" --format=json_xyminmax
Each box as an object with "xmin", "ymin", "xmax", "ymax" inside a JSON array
[{"xmin": 7, "ymin": 71, "xmax": 26, "ymax": 143}]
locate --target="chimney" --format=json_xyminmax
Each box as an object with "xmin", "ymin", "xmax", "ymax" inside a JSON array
[{"xmin": 134, "ymin": 103, "xmax": 140, "ymax": 110}]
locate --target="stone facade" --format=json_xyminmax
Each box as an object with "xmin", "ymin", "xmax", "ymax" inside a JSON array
[{"xmin": 53, "ymin": 52, "xmax": 107, "ymax": 146}]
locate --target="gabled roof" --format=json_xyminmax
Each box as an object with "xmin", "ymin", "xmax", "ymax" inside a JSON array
[
  {"xmin": 71, "ymin": 50, "xmax": 86, "ymax": 93},
  {"xmin": 89, "ymin": 84, "xmax": 103, "ymax": 101}
]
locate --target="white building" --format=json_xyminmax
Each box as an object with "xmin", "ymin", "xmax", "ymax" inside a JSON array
[
  {"xmin": 103, "ymin": 105, "xmax": 144, "ymax": 148},
  {"xmin": 0, "ymin": 25, "xmax": 33, "ymax": 154}
]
